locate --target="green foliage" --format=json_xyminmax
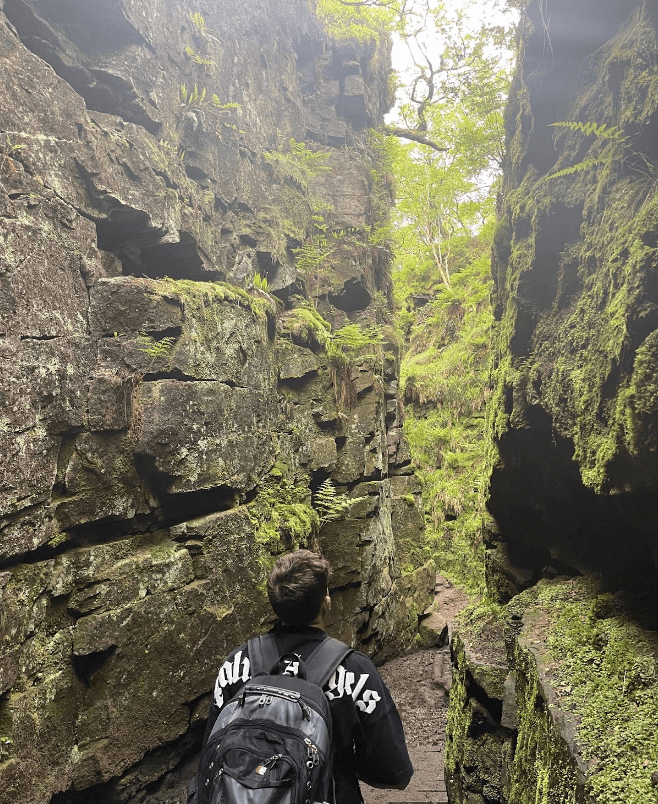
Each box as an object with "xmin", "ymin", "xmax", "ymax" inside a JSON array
[
  {"xmin": 252, "ymin": 272, "xmax": 269, "ymax": 291},
  {"xmin": 326, "ymin": 323, "xmax": 382, "ymax": 365},
  {"xmin": 548, "ymin": 120, "xmax": 627, "ymax": 140},
  {"xmin": 457, "ymin": 595, "xmax": 507, "ymax": 635},
  {"xmin": 327, "ymin": 323, "xmax": 383, "ymax": 409},
  {"xmin": 280, "ymin": 304, "xmax": 332, "ymax": 350},
  {"xmin": 518, "ymin": 579, "xmax": 658, "ymax": 804},
  {"xmin": 210, "ymin": 96, "xmax": 241, "ymax": 113},
  {"xmin": 385, "ymin": 2, "xmax": 515, "ymax": 597},
  {"xmin": 249, "ymin": 472, "xmax": 318, "ymax": 573},
  {"xmin": 179, "ymin": 82, "xmax": 207, "ymax": 107},
  {"xmin": 293, "ymin": 235, "xmax": 334, "ymax": 277},
  {"xmin": 398, "ymin": 248, "xmax": 493, "ymax": 595},
  {"xmin": 0, "ymin": 736, "xmax": 13, "ymax": 760},
  {"xmin": 157, "ymin": 277, "xmax": 276, "ymax": 324},
  {"xmin": 545, "ymin": 120, "xmax": 629, "ymax": 181},
  {"xmin": 136, "ymin": 333, "xmax": 176, "ymax": 360},
  {"xmin": 184, "ymin": 46, "xmax": 216, "ymax": 67},
  {"xmin": 546, "ymin": 156, "xmax": 610, "ymax": 180},
  {"xmin": 1, "ymin": 135, "xmax": 26, "ymax": 174},
  {"xmin": 189, "ymin": 10, "xmax": 206, "ymax": 32},
  {"xmin": 313, "ymin": 479, "xmax": 366, "ymax": 526},
  {"xmin": 316, "ymin": 0, "xmax": 400, "ymax": 41},
  {"xmin": 264, "ymin": 138, "xmax": 331, "ymax": 193}
]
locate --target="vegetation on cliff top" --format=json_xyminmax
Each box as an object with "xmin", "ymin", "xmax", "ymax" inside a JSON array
[{"xmin": 361, "ymin": 0, "xmax": 517, "ymax": 595}]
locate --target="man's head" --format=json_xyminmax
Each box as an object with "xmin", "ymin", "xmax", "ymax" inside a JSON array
[{"xmin": 267, "ymin": 549, "xmax": 332, "ymax": 628}]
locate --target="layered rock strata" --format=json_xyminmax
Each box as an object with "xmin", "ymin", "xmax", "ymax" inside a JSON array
[
  {"xmin": 447, "ymin": 1, "xmax": 658, "ymax": 801},
  {"xmin": 0, "ymin": 1, "xmax": 432, "ymax": 801}
]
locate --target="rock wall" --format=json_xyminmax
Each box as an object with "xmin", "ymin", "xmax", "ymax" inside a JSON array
[
  {"xmin": 447, "ymin": 0, "xmax": 658, "ymax": 802},
  {"xmin": 0, "ymin": 1, "xmax": 432, "ymax": 801},
  {"xmin": 487, "ymin": 0, "xmax": 658, "ymax": 608}
]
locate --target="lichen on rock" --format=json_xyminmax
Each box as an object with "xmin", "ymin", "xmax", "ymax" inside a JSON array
[{"xmin": 0, "ymin": 0, "xmax": 429, "ymax": 800}]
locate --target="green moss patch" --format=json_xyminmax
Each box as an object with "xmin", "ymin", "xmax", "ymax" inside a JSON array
[{"xmin": 512, "ymin": 578, "xmax": 658, "ymax": 803}]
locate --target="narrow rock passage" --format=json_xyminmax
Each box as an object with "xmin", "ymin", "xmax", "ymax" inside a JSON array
[
  {"xmin": 137, "ymin": 578, "xmax": 466, "ymax": 804},
  {"xmin": 361, "ymin": 576, "xmax": 468, "ymax": 804},
  {"xmin": 361, "ymin": 649, "xmax": 450, "ymax": 804}
]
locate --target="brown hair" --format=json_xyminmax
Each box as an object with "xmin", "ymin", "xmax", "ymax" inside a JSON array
[{"xmin": 267, "ymin": 550, "xmax": 332, "ymax": 628}]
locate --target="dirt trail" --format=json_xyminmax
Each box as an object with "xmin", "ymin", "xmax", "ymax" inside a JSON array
[{"xmin": 361, "ymin": 575, "xmax": 468, "ymax": 804}]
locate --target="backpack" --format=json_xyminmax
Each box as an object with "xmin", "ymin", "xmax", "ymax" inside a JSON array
[{"xmin": 197, "ymin": 634, "xmax": 352, "ymax": 804}]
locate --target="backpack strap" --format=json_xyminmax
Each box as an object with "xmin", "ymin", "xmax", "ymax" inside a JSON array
[
  {"xmin": 247, "ymin": 634, "xmax": 280, "ymax": 677},
  {"xmin": 304, "ymin": 637, "xmax": 353, "ymax": 687},
  {"xmin": 248, "ymin": 633, "xmax": 352, "ymax": 686}
]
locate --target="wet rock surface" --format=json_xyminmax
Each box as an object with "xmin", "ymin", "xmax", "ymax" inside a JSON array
[
  {"xmin": 452, "ymin": 0, "xmax": 658, "ymax": 800},
  {"xmin": 0, "ymin": 0, "xmax": 429, "ymax": 801},
  {"xmin": 488, "ymin": 0, "xmax": 658, "ymax": 611}
]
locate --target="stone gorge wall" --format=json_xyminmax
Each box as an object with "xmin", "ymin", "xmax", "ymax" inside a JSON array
[
  {"xmin": 487, "ymin": 0, "xmax": 658, "ymax": 610},
  {"xmin": 446, "ymin": 1, "xmax": 658, "ymax": 802},
  {"xmin": 0, "ymin": 1, "xmax": 433, "ymax": 801}
]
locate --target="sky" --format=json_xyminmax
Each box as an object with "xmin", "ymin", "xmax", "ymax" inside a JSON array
[{"xmin": 388, "ymin": 0, "xmax": 518, "ymax": 122}]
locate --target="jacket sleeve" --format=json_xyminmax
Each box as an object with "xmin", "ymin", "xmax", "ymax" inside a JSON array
[
  {"xmin": 354, "ymin": 701, "xmax": 413, "ymax": 787},
  {"xmin": 338, "ymin": 653, "xmax": 414, "ymax": 788}
]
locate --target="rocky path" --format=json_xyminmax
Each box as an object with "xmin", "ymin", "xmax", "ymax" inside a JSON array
[{"xmin": 361, "ymin": 575, "xmax": 468, "ymax": 804}]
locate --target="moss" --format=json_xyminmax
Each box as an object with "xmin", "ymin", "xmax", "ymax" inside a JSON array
[
  {"xmin": 445, "ymin": 611, "xmax": 509, "ymax": 803},
  {"xmin": 159, "ymin": 277, "xmax": 276, "ymax": 323},
  {"xmin": 246, "ymin": 469, "xmax": 319, "ymax": 586},
  {"xmin": 490, "ymin": 4, "xmax": 658, "ymax": 493},
  {"xmin": 280, "ymin": 304, "xmax": 331, "ymax": 350},
  {"xmin": 448, "ymin": 577, "xmax": 658, "ymax": 803},
  {"xmin": 505, "ymin": 578, "xmax": 658, "ymax": 804}
]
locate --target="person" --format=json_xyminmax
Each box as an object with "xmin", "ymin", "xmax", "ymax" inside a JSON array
[{"xmin": 194, "ymin": 549, "xmax": 413, "ymax": 803}]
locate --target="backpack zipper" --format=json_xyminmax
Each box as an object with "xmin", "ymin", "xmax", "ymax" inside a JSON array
[
  {"xmin": 240, "ymin": 685, "xmax": 312, "ymax": 719},
  {"xmin": 255, "ymin": 753, "xmax": 284, "ymax": 775}
]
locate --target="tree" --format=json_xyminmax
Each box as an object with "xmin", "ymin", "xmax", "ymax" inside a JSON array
[
  {"xmin": 318, "ymin": 0, "xmax": 517, "ymax": 155},
  {"xmin": 317, "ymin": 0, "xmax": 517, "ymax": 592}
]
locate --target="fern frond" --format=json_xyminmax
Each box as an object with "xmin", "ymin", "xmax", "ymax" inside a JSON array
[
  {"xmin": 189, "ymin": 11, "xmax": 206, "ymax": 31},
  {"xmin": 184, "ymin": 46, "xmax": 216, "ymax": 66},
  {"xmin": 313, "ymin": 480, "xmax": 366, "ymax": 526},
  {"xmin": 211, "ymin": 95, "xmax": 241, "ymax": 112},
  {"xmin": 252, "ymin": 273, "xmax": 269, "ymax": 291},
  {"xmin": 136, "ymin": 334, "xmax": 176, "ymax": 359},
  {"xmin": 545, "ymin": 156, "xmax": 607, "ymax": 180},
  {"xmin": 549, "ymin": 121, "xmax": 627, "ymax": 141}
]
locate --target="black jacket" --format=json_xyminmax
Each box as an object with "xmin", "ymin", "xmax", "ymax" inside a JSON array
[{"xmin": 199, "ymin": 625, "xmax": 413, "ymax": 803}]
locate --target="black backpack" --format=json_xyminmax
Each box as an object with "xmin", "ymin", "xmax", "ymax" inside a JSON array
[{"xmin": 197, "ymin": 634, "xmax": 351, "ymax": 804}]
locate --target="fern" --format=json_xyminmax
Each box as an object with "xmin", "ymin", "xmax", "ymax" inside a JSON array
[
  {"xmin": 325, "ymin": 324, "xmax": 382, "ymax": 409},
  {"xmin": 549, "ymin": 121, "xmax": 627, "ymax": 140},
  {"xmin": 211, "ymin": 95, "xmax": 241, "ymax": 113},
  {"xmin": 180, "ymin": 83, "xmax": 207, "ymax": 107},
  {"xmin": 136, "ymin": 333, "xmax": 176, "ymax": 360},
  {"xmin": 293, "ymin": 236, "xmax": 334, "ymax": 275},
  {"xmin": 184, "ymin": 46, "xmax": 216, "ymax": 67},
  {"xmin": 545, "ymin": 120, "xmax": 629, "ymax": 182},
  {"xmin": 313, "ymin": 479, "xmax": 366, "ymax": 526},
  {"xmin": 264, "ymin": 138, "xmax": 331, "ymax": 192},
  {"xmin": 547, "ymin": 156, "xmax": 608, "ymax": 179},
  {"xmin": 189, "ymin": 11, "xmax": 206, "ymax": 32},
  {"xmin": 252, "ymin": 272, "xmax": 269, "ymax": 291}
]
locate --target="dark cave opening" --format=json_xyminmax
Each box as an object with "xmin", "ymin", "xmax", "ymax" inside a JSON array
[
  {"xmin": 133, "ymin": 454, "xmax": 238, "ymax": 526},
  {"xmin": 489, "ymin": 412, "xmax": 658, "ymax": 628},
  {"xmin": 95, "ymin": 219, "xmax": 214, "ymax": 281}
]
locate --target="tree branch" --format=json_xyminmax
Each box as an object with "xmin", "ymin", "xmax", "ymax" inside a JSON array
[{"xmin": 382, "ymin": 125, "xmax": 448, "ymax": 152}]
